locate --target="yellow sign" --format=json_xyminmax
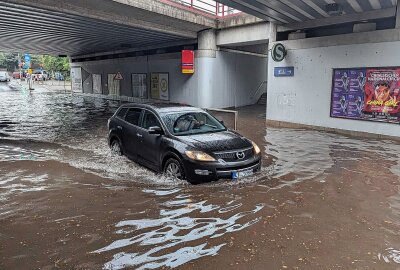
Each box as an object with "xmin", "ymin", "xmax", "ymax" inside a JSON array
[
  {"xmin": 182, "ymin": 69, "xmax": 194, "ymax": 74},
  {"xmin": 28, "ymin": 69, "xmax": 32, "ymax": 75}
]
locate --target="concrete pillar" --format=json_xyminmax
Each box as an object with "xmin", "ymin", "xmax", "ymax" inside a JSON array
[
  {"xmin": 195, "ymin": 29, "xmax": 217, "ymax": 108},
  {"xmin": 197, "ymin": 29, "xmax": 217, "ymax": 58},
  {"xmin": 268, "ymin": 22, "xmax": 277, "ymax": 49},
  {"xmin": 266, "ymin": 22, "xmax": 276, "ymax": 119}
]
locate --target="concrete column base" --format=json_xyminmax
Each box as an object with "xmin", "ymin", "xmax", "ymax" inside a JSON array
[{"xmin": 266, "ymin": 119, "xmax": 400, "ymax": 142}]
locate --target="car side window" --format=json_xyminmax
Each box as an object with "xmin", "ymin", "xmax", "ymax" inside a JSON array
[
  {"xmin": 125, "ymin": 108, "xmax": 142, "ymax": 126},
  {"xmin": 142, "ymin": 111, "xmax": 161, "ymax": 130},
  {"xmin": 116, "ymin": 108, "xmax": 128, "ymax": 119}
]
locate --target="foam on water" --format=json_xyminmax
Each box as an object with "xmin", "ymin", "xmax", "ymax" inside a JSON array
[{"xmin": 92, "ymin": 190, "xmax": 265, "ymax": 270}]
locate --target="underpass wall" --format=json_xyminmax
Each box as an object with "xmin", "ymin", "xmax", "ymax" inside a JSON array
[
  {"xmin": 267, "ymin": 30, "xmax": 400, "ymax": 137},
  {"xmin": 71, "ymin": 50, "xmax": 267, "ymax": 109}
]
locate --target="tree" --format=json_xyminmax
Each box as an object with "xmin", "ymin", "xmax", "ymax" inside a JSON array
[
  {"xmin": 40, "ymin": 55, "xmax": 70, "ymax": 73},
  {"xmin": 0, "ymin": 52, "xmax": 18, "ymax": 71},
  {"xmin": 0, "ymin": 52, "xmax": 70, "ymax": 74}
]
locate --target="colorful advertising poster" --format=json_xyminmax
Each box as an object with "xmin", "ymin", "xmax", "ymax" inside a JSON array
[
  {"xmin": 331, "ymin": 69, "xmax": 350, "ymax": 117},
  {"xmin": 364, "ymin": 68, "xmax": 400, "ymax": 123},
  {"xmin": 331, "ymin": 67, "xmax": 400, "ymax": 124},
  {"xmin": 347, "ymin": 69, "xmax": 366, "ymax": 119}
]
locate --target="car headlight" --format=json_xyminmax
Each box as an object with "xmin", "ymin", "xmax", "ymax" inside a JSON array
[
  {"xmin": 252, "ymin": 141, "xmax": 261, "ymax": 155},
  {"xmin": 185, "ymin": 151, "xmax": 216, "ymax": 162}
]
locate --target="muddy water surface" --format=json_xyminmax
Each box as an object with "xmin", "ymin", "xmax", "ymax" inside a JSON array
[{"xmin": 1, "ymin": 82, "xmax": 400, "ymax": 269}]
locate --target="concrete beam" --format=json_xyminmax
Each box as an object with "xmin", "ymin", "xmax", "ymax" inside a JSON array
[
  {"xmin": 217, "ymin": 0, "xmax": 286, "ymax": 23},
  {"xmin": 217, "ymin": 22, "xmax": 270, "ymax": 46},
  {"xmin": 6, "ymin": 0, "xmax": 213, "ymax": 38},
  {"xmin": 71, "ymin": 39, "xmax": 197, "ymax": 59},
  {"xmin": 270, "ymin": 28, "xmax": 400, "ymax": 51},
  {"xmin": 218, "ymin": 14, "xmax": 264, "ymax": 29},
  {"xmin": 278, "ymin": 7, "xmax": 396, "ymax": 32},
  {"xmin": 111, "ymin": 0, "xmax": 216, "ymax": 28}
]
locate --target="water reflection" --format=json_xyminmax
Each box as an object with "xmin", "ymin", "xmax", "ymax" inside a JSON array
[
  {"xmin": 2, "ymin": 83, "xmax": 400, "ymax": 269},
  {"xmin": 266, "ymin": 128, "xmax": 400, "ymax": 187},
  {"xmin": 93, "ymin": 190, "xmax": 264, "ymax": 270},
  {"xmin": 0, "ymin": 170, "xmax": 49, "ymax": 202},
  {"xmin": 378, "ymin": 248, "xmax": 400, "ymax": 264}
]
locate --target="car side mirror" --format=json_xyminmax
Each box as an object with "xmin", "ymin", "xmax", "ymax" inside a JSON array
[
  {"xmin": 148, "ymin": 126, "xmax": 164, "ymax": 135},
  {"xmin": 219, "ymin": 120, "xmax": 225, "ymax": 125}
]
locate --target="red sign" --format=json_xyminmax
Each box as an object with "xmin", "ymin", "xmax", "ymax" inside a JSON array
[
  {"xmin": 364, "ymin": 68, "xmax": 400, "ymax": 115},
  {"xmin": 114, "ymin": 72, "xmax": 123, "ymax": 80},
  {"xmin": 182, "ymin": 50, "xmax": 194, "ymax": 74}
]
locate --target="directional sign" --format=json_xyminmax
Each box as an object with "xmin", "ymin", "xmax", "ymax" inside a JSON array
[
  {"xmin": 274, "ymin": 66, "xmax": 294, "ymax": 77},
  {"xmin": 114, "ymin": 72, "xmax": 123, "ymax": 80},
  {"xmin": 23, "ymin": 53, "xmax": 31, "ymax": 69},
  {"xmin": 271, "ymin": 43, "xmax": 286, "ymax": 62}
]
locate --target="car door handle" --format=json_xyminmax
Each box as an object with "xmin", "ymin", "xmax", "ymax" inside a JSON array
[
  {"xmin": 136, "ymin": 133, "xmax": 143, "ymax": 138},
  {"xmin": 117, "ymin": 125, "xmax": 123, "ymax": 130}
]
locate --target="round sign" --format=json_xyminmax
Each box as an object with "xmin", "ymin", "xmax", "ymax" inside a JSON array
[
  {"xmin": 271, "ymin": 43, "xmax": 286, "ymax": 62},
  {"xmin": 160, "ymin": 78, "xmax": 168, "ymax": 92}
]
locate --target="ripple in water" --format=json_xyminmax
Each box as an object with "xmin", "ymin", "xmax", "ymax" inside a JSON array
[
  {"xmin": 378, "ymin": 248, "xmax": 400, "ymax": 264},
  {"xmin": 265, "ymin": 128, "xmax": 400, "ymax": 188},
  {"xmin": 92, "ymin": 191, "xmax": 265, "ymax": 270}
]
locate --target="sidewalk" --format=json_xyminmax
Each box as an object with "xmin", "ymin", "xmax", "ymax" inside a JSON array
[{"xmin": 14, "ymin": 79, "xmax": 72, "ymax": 92}]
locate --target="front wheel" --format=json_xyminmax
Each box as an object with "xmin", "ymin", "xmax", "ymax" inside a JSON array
[
  {"xmin": 164, "ymin": 158, "xmax": 185, "ymax": 180},
  {"xmin": 110, "ymin": 139, "xmax": 122, "ymax": 156}
]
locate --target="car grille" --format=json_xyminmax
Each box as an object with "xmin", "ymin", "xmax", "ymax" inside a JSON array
[
  {"xmin": 216, "ymin": 160, "xmax": 261, "ymax": 172},
  {"xmin": 214, "ymin": 147, "xmax": 254, "ymax": 162}
]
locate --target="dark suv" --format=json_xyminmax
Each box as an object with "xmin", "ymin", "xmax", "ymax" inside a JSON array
[{"xmin": 108, "ymin": 103, "xmax": 261, "ymax": 183}]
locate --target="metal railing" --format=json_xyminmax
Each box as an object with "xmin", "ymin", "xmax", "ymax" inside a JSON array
[
  {"xmin": 205, "ymin": 108, "xmax": 238, "ymax": 130},
  {"xmin": 159, "ymin": 0, "xmax": 242, "ymax": 18},
  {"xmin": 251, "ymin": 81, "xmax": 267, "ymax": 101}
]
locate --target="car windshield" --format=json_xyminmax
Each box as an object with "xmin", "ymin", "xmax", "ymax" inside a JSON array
[
  {"xmin": 161, "ymin": 111, "xmax": 226, "ymax": 136},
  {"xmin": 0, "ymin": 72, "xmax": 7, "ymax": 76}
]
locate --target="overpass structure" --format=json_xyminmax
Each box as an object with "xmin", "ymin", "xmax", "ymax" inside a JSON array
[
  {"xmin": 219, "ymin": 0, "xmax": 400, "ymax": 138},
  {"xmin": 0, "ymin": 0, "xmax": 215, "ymax": 56},
  {"xmin": 1, "ymin": 0, "xmax": 400, "ymax": 138}
]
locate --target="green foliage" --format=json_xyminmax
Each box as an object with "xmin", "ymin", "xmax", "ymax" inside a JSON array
[
  {"xmin": 0, "ymin": 52, "xmax": 70, "ymax": 74},
  {"xmin": 40, "ymin": 55, "xmax": 70, "ymax": 73},
  {"xmin": 0, "ymin": 52, "xmax": 18, "ymax": 71}
]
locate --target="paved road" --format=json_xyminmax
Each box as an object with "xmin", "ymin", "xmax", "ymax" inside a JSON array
[{"xmin": 0, "ymin": 82, "xmax": 400, "ymax": 269}]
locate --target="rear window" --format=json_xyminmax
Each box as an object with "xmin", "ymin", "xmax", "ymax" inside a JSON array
[{"xmin": 0, "ymin": 72, "xmax": 7, "ymax": 76}]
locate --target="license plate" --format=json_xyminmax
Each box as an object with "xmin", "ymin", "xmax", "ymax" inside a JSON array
[{"xmin": 232, "ymin": 169, "xmax": 254, "ymax": 179}]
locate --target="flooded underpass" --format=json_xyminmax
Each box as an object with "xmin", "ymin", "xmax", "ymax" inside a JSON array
[{"xmin": 1, "ymin": 82, "xmax": 400, "ymax": 269}]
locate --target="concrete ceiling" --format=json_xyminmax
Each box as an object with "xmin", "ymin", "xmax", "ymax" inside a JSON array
[
  {"xmin": 0, "ymin": 0, "xmax": 212, "ymax": 56},
  {"xmin": 217, "ymin": 0, "xmax": 398, "ymax": 24}
]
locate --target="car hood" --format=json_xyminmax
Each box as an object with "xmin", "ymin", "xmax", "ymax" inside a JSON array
[{"xmin": 178, "ymin": 130, "xmax": 252, "ymax": 153}]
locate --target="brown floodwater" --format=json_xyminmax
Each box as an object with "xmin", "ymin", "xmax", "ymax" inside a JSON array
[{"xmin": 0, "ymin": 82, "xmax": 400, "ymax": 269}]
